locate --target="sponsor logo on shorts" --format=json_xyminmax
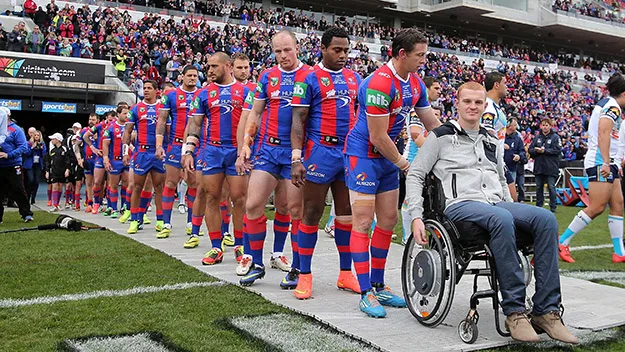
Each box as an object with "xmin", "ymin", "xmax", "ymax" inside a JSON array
[
  {"xmin": 306, "ymin": 164, "xmax": 325, "ymax": 178},
  {"xmin": 355, "ymin": 172, "xmax": 375, "ymax": 186}
]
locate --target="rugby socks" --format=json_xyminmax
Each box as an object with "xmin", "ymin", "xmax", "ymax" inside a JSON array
[
  {"xmin": 370, "ymin": 227, "xmax": 393, "ymax": 288},
  {"xmin": 52, "ymin": 190, "xmax": 62, "ymax": 207},
  {"xmin": 191, "ymin": 214, "xmax": 203, "ymax": 237},
  {"xmin": 186, "ymin": 188, "xmax": 197, "ymax": 224},
  {"xmin": 351, "ymin": 230, "xmax": 371, "ymax": 293},
  {"xmin": 297, "ymin": 222, "xmax": 318, "ymax": 274},
  {"xmin": 220, "ymin": 201, "xmax": 231, "ymax": 235},
  {"xmin": 273, "ymin": 213, "xmax": 290, "ymax": 254},
  {"xmin": 560, "ymin": 210, "xmax": 592, "ymax": 246},
  {"xmin": 124, "ymin": 187, "xmax": 131, "ymax": 209},
  {"xmin": 162, "ymin": 186, "xmax": 176, "ymax": 225},
  {"xmin": 93, "ymin": 186, "xmax": 102, "ymax": 206},
  {"xmin": 74, "ymin": 192, "xmax": 81, "ymax": 208},
  {"xmin": 290, "ymin": 219, "xmax": 301, "ymax": 270},
  {"xmin": 334, "ymin": 220, "xmax": 352, "ymax": 271},
  {"xmin": 138, "ymin": 191, "xmax": 152, "ymax": 220},
  {"xmin": 209, "ymin": 231, "xmax": 223, "ymax": 249},
  {"xmin": 156, "ymin": 209, "xmax": 163, "ymax": 222},
  {"xmin": 65, "ymin": 187, "xmax": 73, "ymax": 204},
  {"xmin": 47, "ymin": 187, "xmax": 52, "ymax": 202},
  {"xmin": 119, "ymin": 187, "xmax": 126, "ymax": 210},
  {"xmin": 109, "ymin": 187, "xmax": 118, "ymax": 211},
  {"xmin": 608, "ymin": 215, "xmax": 625, "ymax": 256},
  {"xmin": 243, "ymin": 220, "xmax": 251, "ymax": 254},
  {"xmin": 131, "ymin": 206, "xmax": 140, "ymax": 222},
  {"xmin": 245, "ymin": 214, "xmax": 267, "ymax": 266},
  {"xmin": 234, "ymin": 229, "xmax": 243, "ymax": 246}
]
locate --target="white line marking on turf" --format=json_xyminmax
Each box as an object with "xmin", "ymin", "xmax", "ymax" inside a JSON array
[
  {"xmin": 570, "ymin": 244, "xmax": 613, "ymax": 252},
  {"xmin": 0, "ymin": 281, "xmax": 224, "ymax": 308},
  {"xmin": 562, "ymin": 271, "xmax": 625, "ymax": 286}
]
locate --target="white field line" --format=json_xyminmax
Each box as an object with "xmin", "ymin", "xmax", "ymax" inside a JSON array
[
  {"xmin": 570, "ymin": 244, "xmax": 613, "ymax": 252},
  {"xmin": 562, "ymin": 271, "xmax": 625, "ymax": 286},
  {"xmin": 0, "ymin": 281, "xmax": 224, "ymax": 308}
]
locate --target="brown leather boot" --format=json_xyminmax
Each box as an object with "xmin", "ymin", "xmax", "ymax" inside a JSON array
[
  {"xmin": 531, "ymin": 311, "xmax": 579, "ymax": 344},
  {"xmin": 505, "ymin": 312, "xmax": 540, "ymax": 342}
]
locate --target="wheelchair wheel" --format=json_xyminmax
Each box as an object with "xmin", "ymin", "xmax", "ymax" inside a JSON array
[
  {"xmin": 402, "ymin": 219, "xmax": 456, "ymax": 328},
  {"xmin": 458, "ymin": 318, "xmax": 479, "ymax": 344}
]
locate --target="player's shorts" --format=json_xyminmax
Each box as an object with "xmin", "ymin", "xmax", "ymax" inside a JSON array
[
  {"xmin": 202, "ymin": 145, "xmax": 238, "ymax": 176},
  {"xmin": 94, "ymin": 156, "xmax": 104, "ymax": 170},
  {"xmin": 505, "ymin": 167, "xmax": 515, "ymax": 185},
  {"xmin": 108, "ymin": 158, "xmax": 128, "ymax": 175},
  {"xmin": 83, "ymin": 158, "xmax": 95, "ymax": 175},
  {"xmin": 253, "ymin": 146, "xmax": 291, "ymax": 180},
  {"xmin": 344, "ymin": 155, "xmax": 399, "ymax": 195},
  {"xmin": 195, "ymin": 146, "xmax": 206, "ymax": 171},
  {"xmin": 586, "ymin": 164, "xmax": 620, "ymax": 183},
  {"xmin": 303, "ymin": 143, "xmax": 345, "ymax": 184},
  {"xmin": 49, "ymin": 173, "xmax": 66, "ymax": 184},
  {"xmin": 165, "ymin": 144, "xmax": 183, "ymax": 168},
  {"xmin": 132, "ymin": 150, "xmax": 165, "ymax": 176}
]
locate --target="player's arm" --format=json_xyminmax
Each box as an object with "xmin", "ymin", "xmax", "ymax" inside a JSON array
[
  {"xmin": 102, "ymin": 134, "xmax": 112, "ymax": 171},
  {"xmin": 411, "ymin": 125, "xmax": 426, "ymax": 147},
  {"xmin": 122, "ymin": 120, "xmax": 134, "ymax": 166},
  {"xmin": 290, "ymin": 105, "xmax": 309, "ymax": 187},
  {"xmin": 72, "ymin": 138, "xmax": 83, "ymax": 167},
  {"xmin": 155, "ymin": 107, "xmax": 169, "ymax": 159},
  {"xmin": 183, "ymin": 108, "xmax": 204, "ymax": 171},
  {"xmin": 368, "ymin": 114, "xmax": 407, "ymax": 170},
  {"xmin": 241, "ymin": 98, "xmax": 266, "ymax": 158},
  {"xmin": 414, "ymin": 107, "xmax": 441, "ymax": 132},
  {"xmin": 598, "ymin": 118, "xmax": 614, "ymax": 177}
]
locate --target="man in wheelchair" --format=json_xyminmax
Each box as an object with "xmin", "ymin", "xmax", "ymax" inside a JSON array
[{"xmin": 405, "ymin": 82, "xmax": 578, "ymax": 344}]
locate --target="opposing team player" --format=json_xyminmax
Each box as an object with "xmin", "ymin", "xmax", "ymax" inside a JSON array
[
  {"xmin": 102, "ymin": 105, "xmax": 130, "ymax": 218},
  {"xmin": 344, "ymin": 29, "xmax": 440, "ymax": 318},
  {"xmin": 123, "ymin": 80, "xmax": 166, "ymax": 234},
  {"xmin": 559, "ymin": 73, "xmax": 625, "ymax": 263},
  {"xmin": 482, "ymin": 72, "xmax": 517, "ymax": 201},
  {"xmin": 236, "ymin": 31, "xmax": 314, "ymax": 285},
  {"xmin": 289, "ymin": 27, "xmax": 361, "ymax": 298},
  {"xmin": 182, "ymin": 52, "xmax": 250, "ymax": 265},
  {"xmin": 156, "ymin": 65, "xmax": 200, "ymax": 239}
]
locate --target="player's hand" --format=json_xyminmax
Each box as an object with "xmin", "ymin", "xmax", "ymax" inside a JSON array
[
  {"xmin": 91, "ymin": 145, "xmax": 103, "ymax": 157},
  {"xmin": 64, "ymin": 169, "xmax": 69, "ymax": 178},
  {"xmin": 396, "ymin": 157, "xmax": 410, "ymax": 175},
  {"xmin": 155, "ymin": 146, "xmax": 165, "ymax": 160},
  {"xmin": 291, "ymin": 160, "xmax": 306, "ymax": 188},
  {"xmin": 122, "ymin": 155, "xmax": 130, "ymax": 166},
  {"xmin": 600, "ymin": 163, "xmax": 611, "ymax": 178},
  {"xmin": 45, "ymin": 171, "xmax": 49, "ymax": 180},
  {"xmin": 235, "ymin": 155, "xmax": 252, "ymax": 175},
  {"xmin": 504, "ymin": 143, "xmax": 510, "ymax": 150},
  {"xmin": 412, "ymin": 218, "xmax": 428, "ymax": 245},
  {"xmin": 240, "ymin": 145, "xmax": 251, "ymax": 162},
  {"xmin": 77, "ymin": 157, "xmax": 84, "ymax": 168},
  {"xmin": 0, "ymin": 152, "xmax": 7, "ymax": 159},
  {"xmin": 182, "ymin": 153, "xmax": 195, "ymax": 171},
  {"xmin": 104, "ymin": 158, "xmax": 112, "ymax": 172}
]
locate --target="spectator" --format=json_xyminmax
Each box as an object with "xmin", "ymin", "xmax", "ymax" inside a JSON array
[
  {"xmin": 59, "ymin": 37, "xmax": 72, "ymax": 56},
  {"xmin": 0, "ymin": 22, "xmax": 7, "ymax": 51},
  {"xmin": 46, "ymin": 0, "xmax": 58, "ymax": 17},
  {"xmin": 113, "ymin": 48, "xmax": 129, "ymax": 79},
  {"xmin": 504, "ymin": 117, "xmax": 526, "ymax": 182},
  {"xmin": 529, "ymin": 117, "xmax": 562, "ymax": 213},
  {"xmin": 23, "ymin": 130, "xmax": 46, "ymax": 204},
  {"xmin": 7, "ymin": 25, "xmax": 26, "ymax": 52},
  {"xmin": 33, "ymin": 6, "xmax": 46, "ymax": 28},
  {"xmin": 42, "ymin": 32, "xmax": 58, "ymax": 55},
  {"xmin": 23, "ymin": 0, "xmax": 37, "ymax": 19},
  {"xmin": 26, "ymin": 25, "xmax": 43, "ymax": 53}
]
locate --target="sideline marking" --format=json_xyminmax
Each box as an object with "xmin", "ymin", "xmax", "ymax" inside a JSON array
[
  {"xmin": 570, "ymin": 244, "xmax": 613, "ymax": 252},
  {"xmin": 0, "ymin": 281, "xmax": 224, "ymax": 308},
  {"xmin": 562, "ymin": 271, "xmax": 625, "ymax": 286}
]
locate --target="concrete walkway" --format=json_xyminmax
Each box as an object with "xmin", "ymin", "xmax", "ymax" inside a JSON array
[{"xmin": 44, "ymin": 205, "xmax": 625, "ymax": 352}]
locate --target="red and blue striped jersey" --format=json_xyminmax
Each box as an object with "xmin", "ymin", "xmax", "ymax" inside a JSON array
[
  {"xmin": 89, "ymin": 121, "xmax": 109, "ymax": 150},
  {"xmin": 191, "ymin": 81, "xmax": 249, "ymax": 148},
  {"xmin": 292, "ymin": 63, "xmax": 361, "ymax": 148},
  {"xmin": 102, "ymin": 121, "xmax": 125, "ymax": 159},
  {"xmin": 80, "ymin": 127, "xmax": 95, "ymax": 158},
  {"xmin": 345, "ymin": 61, "xmax": 430, "ymax": 158},
  {"xmin": 160, "ymin": 87, "xmax": 197, "ymax": 145},
  {"xmin": 254, "ymin": 63, "xmax": 314, "ymax": 148},
  {"xmin": 128, "ymin": 101, "xmax": 162, "ymax": 149}
]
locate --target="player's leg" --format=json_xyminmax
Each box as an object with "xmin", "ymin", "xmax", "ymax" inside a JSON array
[
  {"xmin": 92, "ymin": 163, "xmax": 106, "ymax": 214},
  {"xmin": 84, "ymin": 168, "xmax": 94, "ymax": 212},
  {"xmin": 220, "ymin": 181, "xmax": 234, "ymax": 244},
  {"xmin": 119, "ymin": 168, "xmax": 133, "ymax": 223},
  {"xmin": 183, "ymin": 168, "xmax": 207, "ymax": 249},
  {"xmin": 608, "ymin": 178, "xmax": 625, "ymax": 262},
  {"xmin": 331, "ymin": 180, "xmax": 359, "ymax": 294},
  {"xmin": 74, "ymin": 176, "xmax": 82, "ymax": 211},
  {"xmin": 201, "ymin": 172, "xmax": 226, "ymax": 265},
  {"xmin": 47, "ymin": 183, "xmax": 52, "ymax": 206},
  {"xmin": 107, "ymin": 171, "xmax": 122, "ymax": 218},
  {"xmin": 270, "ymin": 180, "xmax": 292, "ymax": 271},
  {"xmin": 160, "ymin": 164, "xmax": 181, "ymax": 237},
  {"xmin": 225, "ymin": 172, "xmax": 248, "ymax": 263},
  {"xmin": 150, "ymin": 161, "xmax": 166, "ymax": 233},
  {"xmin": 139, "ymin": 173, "xmax": 154, "ymax": 225}
]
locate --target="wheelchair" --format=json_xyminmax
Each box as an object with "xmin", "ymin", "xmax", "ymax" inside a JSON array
[{"xmin": 401, "ymin": 173, "xmax": 535, "ymax": 344}]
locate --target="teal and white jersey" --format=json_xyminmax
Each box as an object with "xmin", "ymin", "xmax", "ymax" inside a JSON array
[
  {"xmin": 403, "ymin": 108, "xmax": 425, "ymax": 163},
  {"xmin": 584, "ymin": 96, "xmax": 622, "ymax": 169},
  {"xmin": 482, "ymin": 97, "xmax": 507, "ymax": 148}
]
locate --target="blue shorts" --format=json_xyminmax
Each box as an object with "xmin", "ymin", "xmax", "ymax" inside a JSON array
[
  {"xmin": 344, "ymin": 155, "xmax": 399, "ymax": 194},
  {"xmin": 586, "ymin": 165, "xmax": 620, "ymax": 183},
  {"xmin": 195, "ymin": 146, "xmax": 206, "ymax": 171},
  {"xmin": 253, "ymin": 146, "xmax": 291, "ymax": 180},
  {"xmin": 133, "ymin": 151, "xmax": 165, "ymax": 176},
  {"xmin": 202, "ymin": 145, "xmax": 238, "ymax": 176},
  {"xmin": 83, "ymin": 158, "xmax": 95, "ymax": 175},
  {"xmin": 94, "ymin": 156, "xmax": 104, "ymax": 169},
  {"xmin": 165, "ymin": 144, "xmax": 183, "ymax": 168},
  {"xmin": 303, "ymin": 143, "xmax": 345, "ymax": 184},
  {"xmin": 108, "ymin": 159, "xmax": 128, "ymax": 175},
  {"xmin": 505, "ymin": 167, "xmax": 515, "ymax": 185}
]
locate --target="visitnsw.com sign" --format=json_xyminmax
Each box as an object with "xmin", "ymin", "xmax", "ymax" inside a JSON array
[{"xmin": 0, "ymin": 56, "xmax": 105, "ymax": 84}]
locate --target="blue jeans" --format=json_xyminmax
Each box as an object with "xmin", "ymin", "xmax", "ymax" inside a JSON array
[
  {"xmin": 535, "ymin": 174, "xmax": 557, "ymax": 211},
  {"xmin": 446, "ymin": 200, "xmax": 561, "ymax": 316}
]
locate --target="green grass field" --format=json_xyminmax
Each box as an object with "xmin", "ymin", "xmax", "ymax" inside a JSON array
[{"xmin": 0, "ymin": 205, "xmax": 624, "ymax": 351}]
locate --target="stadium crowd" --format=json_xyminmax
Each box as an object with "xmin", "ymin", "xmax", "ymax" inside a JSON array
[{"xmin": 553, "ymin": 0, "xmax": 625, "ymax": 24}]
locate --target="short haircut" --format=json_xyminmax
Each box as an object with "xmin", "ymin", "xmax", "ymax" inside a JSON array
[
  {"xmin": 116, "ymin": 105, "xmax": 128, "ymax": 114},
  {"xmin": 423, "ymin": 76, "xmax": 438, "ymax": 89},
  {"xmin": 321, "ymin": 27, "xmax": 350, "ymax": 48},
  {"xmin": 457, "ymin": 81, "xmax": 486, "ymax": 98},
  {"xmin": 540, "ymin": 117, "xmax": 552, "ymax": 125},
  {"xmin": 211, "ymin": 51, "xmax": 231, "ymax": 63},
  {"xmin": 144, "ymin": 79, "xmax": 158, "ymax": 89},
  {"xmin": 231, "ymin": 52, "xmax": 250, "ymax": 62},
  {"xmin": 162, "ymin": 82, "xmax": 175, "ymax": 90},
  {"xmin": 182, "ymin": 64, "xmax": 198, "ymax": 75},
  {"xmin": 607, "ymin": 73, "xmax": 625, "ymax": 97},
  {"xmin": 117, "ymin": 101, "xmax": 129, "ymax": 108},
  {"xmin": 391, "ymin": 28, "xmax": 427, "ymax": 58},
  {"xmin": 89, "ymin": 112, "xmax": 97, "ymax": 118},
  {"xmin": 484, "ymin": 72, "xmax": 505, "ymax": 91},
  {"xmin": 272, "ymin": 30, "xmax": 297, "ymax": 46}
]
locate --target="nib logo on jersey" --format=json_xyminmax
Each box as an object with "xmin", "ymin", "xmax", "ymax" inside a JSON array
[
  {"xmin": 355, "ymin": 172, "xmax": 375, "ymax": 187},
  {"xmin": 306, "ymin": 164, "xmax": 325, "ymax": 178}
]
